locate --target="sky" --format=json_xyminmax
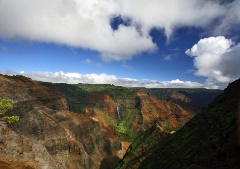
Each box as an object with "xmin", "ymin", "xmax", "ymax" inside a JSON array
[{"xmin": 0, "ymin": 0, "xmax": 240, "ymax": 89}]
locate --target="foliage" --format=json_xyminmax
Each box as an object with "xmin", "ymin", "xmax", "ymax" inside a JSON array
[
  {"xmin": 38, "ymin": 82, "xmax": 222, "ymax": 144},
  {"xmin": 0, "ymin": 98, "xmax": 14, "ymax": 115},
  {"xmin": 115, "ymin": 125, "xmax": 167, "ymax": 169},
  {"xmin": 39, "ymin": 82, "xmax": 88, "ymax": 114},
  {"xmin": 0, "ymin": 98, "xmax": 19, "ymax": 123},
  {"xmin": 97, "ymin": 108, "xmax": 138, "ymax": 142},
  {"xmin": 116, "ymin": 79, "xmax": 240, "ymax": 169},
  {"xmin": 39, "ymin": 82, "xmax": 137, "ymax": 114},
  {"xmin": 2, "ymin": 116, "xmax": 19, "ymax": 123},
  {"xmin": 76, "ymin": 83, "xmax": 137, "ymax": 102}
]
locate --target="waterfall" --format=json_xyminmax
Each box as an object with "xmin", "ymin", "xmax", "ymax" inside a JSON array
[{"xmin": 117, "ymin": 106, "xmax": 120, "ymax": 120}]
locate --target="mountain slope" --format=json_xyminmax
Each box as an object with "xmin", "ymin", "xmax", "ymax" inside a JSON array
[
  {"xmin": 40, "ymin": 82, "xmax": 195, "ymax": 141},
  {"xmin": 117, "ymin": 78, "xmax": 240, "ymax": 169},
  {"xmin": 144, "ymin": 88, "xmax": 222, "ymax": 114},
  {"xmin": 0, "ymin": 75, "xmax": 197, "ymax": 169},
  {"xmin": 0, "ymin": 74, "xmax": 225, "ymax": 168},
  {"xmin": 0, "ymin": 75, "xmax": 127, "ymax": 169}
]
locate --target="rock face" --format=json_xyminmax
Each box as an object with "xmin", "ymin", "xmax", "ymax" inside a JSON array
[
  {"xmin": 144, "ymin": 88, "xmax": 223, "ymax": 114},
  {"xmin": 42, "ymin": 82, "xmax": 196, "ymax": 143},
  {"xmin": 169, "ymin": 92, "xmax": 191, "ymax": 103},
  {"xmin": 133, "ymin": 90, "xmax": 194, "ymax": 134},
  {"xmin": 0, "ymin": 75, "xmax": 207, "ymax": 169},
  {"xmin": 40, "ymin": 82, "xmax": 221, "ymax": 141},
  {"xmin": 118, "ymin": 78, "xmax": 240, "ymax": 169},
  {"xmin": 84, "ymin": 89, "xmax": 194, "ymax": 143},
  {"xmin": 87, "ymin": 93, "xmax": 117, "ymax": 120},
  {"xmin": 0, "ymin": 159, "xmax": 40, "ymax": 169},
  {"xmin": 0, "ymin": 75, "xmax": 125, "ymax": 169}
]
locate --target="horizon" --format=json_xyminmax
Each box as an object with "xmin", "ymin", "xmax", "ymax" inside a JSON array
[
  {"xmin": 1, "ymin": 0, "xmax": 240, "ymax": 89},
  {"xmin": 1, "ymin": 73, "xmax": 223, "ymax": 90}
]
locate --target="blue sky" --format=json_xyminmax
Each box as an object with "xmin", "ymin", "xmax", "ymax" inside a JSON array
[{"xmin": 0, "ymin": 0, "xmax": 240, "ymax": 89}]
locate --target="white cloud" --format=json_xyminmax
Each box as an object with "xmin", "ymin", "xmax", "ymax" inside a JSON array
[
  {"xmin": 118, "ymin": 0, "xmax": 225, "ymax": 40},
  {"xmin": 84, "ymin": 59, "xmax": 92, "ymax": 64},
  {"xmin": 0, "ymin": 0, "xmax": 155, "ymax": 61},
  {"xmin": 82, "ymin": 58, "xmax": 101, "ymax": 67},
  {"xmin": 186, "ymin": 36, "xmax": 240, "ymax": 83},
  {"xmin": 213, "ymin": 0, "xmax": 240, "ymax": 35},
  {"xmin": 0, "ymin": 0, "xmax": 233, "ymax": 61},
  {"xmin": 170, "ymin": 79, "xmax": 183, "ymax": 83},
  {"xmin": 0, "ymin": 70, "xmax": 221, "ymax": 89},
  {"xmin": 164, "ymin": 55, "xmax": 172, "ymax": 61}
]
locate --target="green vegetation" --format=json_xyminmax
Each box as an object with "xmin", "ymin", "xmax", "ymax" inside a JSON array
[
  {"xmin": 76, "ymin": 83, "xmax": 137, "ymax": 102},
  {"xmin": 114, "ymin": 109, "xmax": 139, "ymax": 141},
  {"xmin": 138, "ymin": 101, "xmax": 238, "ymax": 169},
  {"xmin": 115, "ymin": 125, "xmax": 167, "ymax": 169},
  {"xmin": 97, "ymin": 108, "xmax": 139, "ymax": 142},
  {"xmin": 38, "ymin": 82, "xmax": 223, "ymax": 146},
  {"xmin": 39, "ymin": 82, "xmax": 137, "ymax": 114},
  {"xmin": 39, "ymin": 82, "xmax": 139, "ymax": 141},
  {"xmin": 39, "ymin": 81, "xmax": 221, "ymax": 115},
  {"xmin": 0, "ymin": 98, "xmax": 19, "ymax": 123},
  {"xmin": 117, "ymin": 78, "xmax": 240, "ymax": 169},
  {"xmin": 39, "ymin": 82, "xmax": 88, "ymax": 113}
]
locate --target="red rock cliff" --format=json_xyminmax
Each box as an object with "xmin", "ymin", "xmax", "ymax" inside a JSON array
[
  {"xmin": 0, "ymin": 75, "xmax": 125, "ymax": 169},
  {"xmin": 133, "ymin": 90, "xmax": 194, "ymax": 134}
]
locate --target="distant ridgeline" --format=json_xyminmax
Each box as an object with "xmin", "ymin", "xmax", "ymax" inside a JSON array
[
  {"xmin": 144, "ymin": 88, "xmax": 222, "ymax": 111},
  {"xmin": 39, "ymin": 81, "xmax": 222, "ymax": 142},
  {"xmin": 39, "ymin": 82, "xmax": 222, "ymax": 114},
  {"xmin": 39, "ymin": 82, "xmax": 138, "ymax": 114}
]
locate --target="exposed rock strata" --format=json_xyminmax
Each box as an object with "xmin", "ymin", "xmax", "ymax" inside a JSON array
[
  {"xmin": 0, "ymin": 75, "xmax": 196, "ymax": 169},
  {"xmin": 118, "ymin": 78, "xmax": 240, "ymax": 169},
  {"xmin": 133, "ymin": 90, "xmax": 194, "ymax": 134},
  {"xmin": 0, "ymin": 75, "xmax": 125, "ymax": 169},
  {"xmin": 87, "ymin": 93, "xmax": 117, "ymax": 120}
]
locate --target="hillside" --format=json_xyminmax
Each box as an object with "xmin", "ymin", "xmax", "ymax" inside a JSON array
[
  {"xmin": 0, "ymin": 75, "xmax": 127, "ymax": 169},
  {"xmin": 0, "ymin": 75, "xmax": 198, "ymax": 169},
  {"xmin": 39, "ymin": 82, "xmax": 219, "ymax": 141},
  {"xmin": 117, "ymin": 78, "xmax": 240, "ymax": 169},
  {"xmin": 0, "ymin": 74, "xmax": 223, "ymax": 168},
  {"xmin": 143, "ymin": 88, "xmax": 222, "ymax": 113},
  {"xmin": 40, "ymin": 83, "xmax": 222, "ymax": 115}
]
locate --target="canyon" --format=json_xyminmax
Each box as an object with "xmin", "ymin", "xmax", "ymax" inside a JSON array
[
  {"xmin": 117, "ymin": 78, "xmax": 240, "ymax": 169},
  {"xmin": 0, "ymin": 74, "xmax": 222, "ymax": 169}
]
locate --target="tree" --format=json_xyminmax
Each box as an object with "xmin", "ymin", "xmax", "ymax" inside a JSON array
[{"xmin": 0, "ymin": 98, "xmax": 19, "ymax": 123}]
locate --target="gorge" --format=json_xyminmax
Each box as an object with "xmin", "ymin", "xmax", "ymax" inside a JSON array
[{"xmin": 0, "ymin": 74, "xmax": 224, "ymax": 169}]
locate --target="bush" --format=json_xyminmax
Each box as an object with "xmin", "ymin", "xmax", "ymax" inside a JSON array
[{"xmin": 0, "ymin": 98, "xmax": 19, "ymax": 123}]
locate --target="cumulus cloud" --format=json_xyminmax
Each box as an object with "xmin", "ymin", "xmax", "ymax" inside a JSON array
[
  {"xmin": 0, "ymin": 0, "xmax": 155, "ymax": 61},
  {"xmin": 0, "ymin": 0, "xmax": 233, "ymax": 61},
  {"xmin": 0, "ymin": 70, "xmax": 221, "ymax": 89},
  {"xmin": 186, "ymin": 36, "xmax": 240, "ymax": 83}
]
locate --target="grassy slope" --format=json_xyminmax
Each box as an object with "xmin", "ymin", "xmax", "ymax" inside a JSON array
[
  {"xmin": 115, "ymin": 125, "xmax": 169, "ymax": 169},
  {"xmin": 39, "ymin": 82, "xmax": 89, "ymax": 113},
  {"xmin": 39, "ymin": 82, "xmax": 225, "ymax": 148},
  {"xmin": 117, "ymin": 78, "xmax": 240, "ymax": 169},
  {"xmin": 39, "ymin": 82, "xmax": 139, "ymax": 141}
]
